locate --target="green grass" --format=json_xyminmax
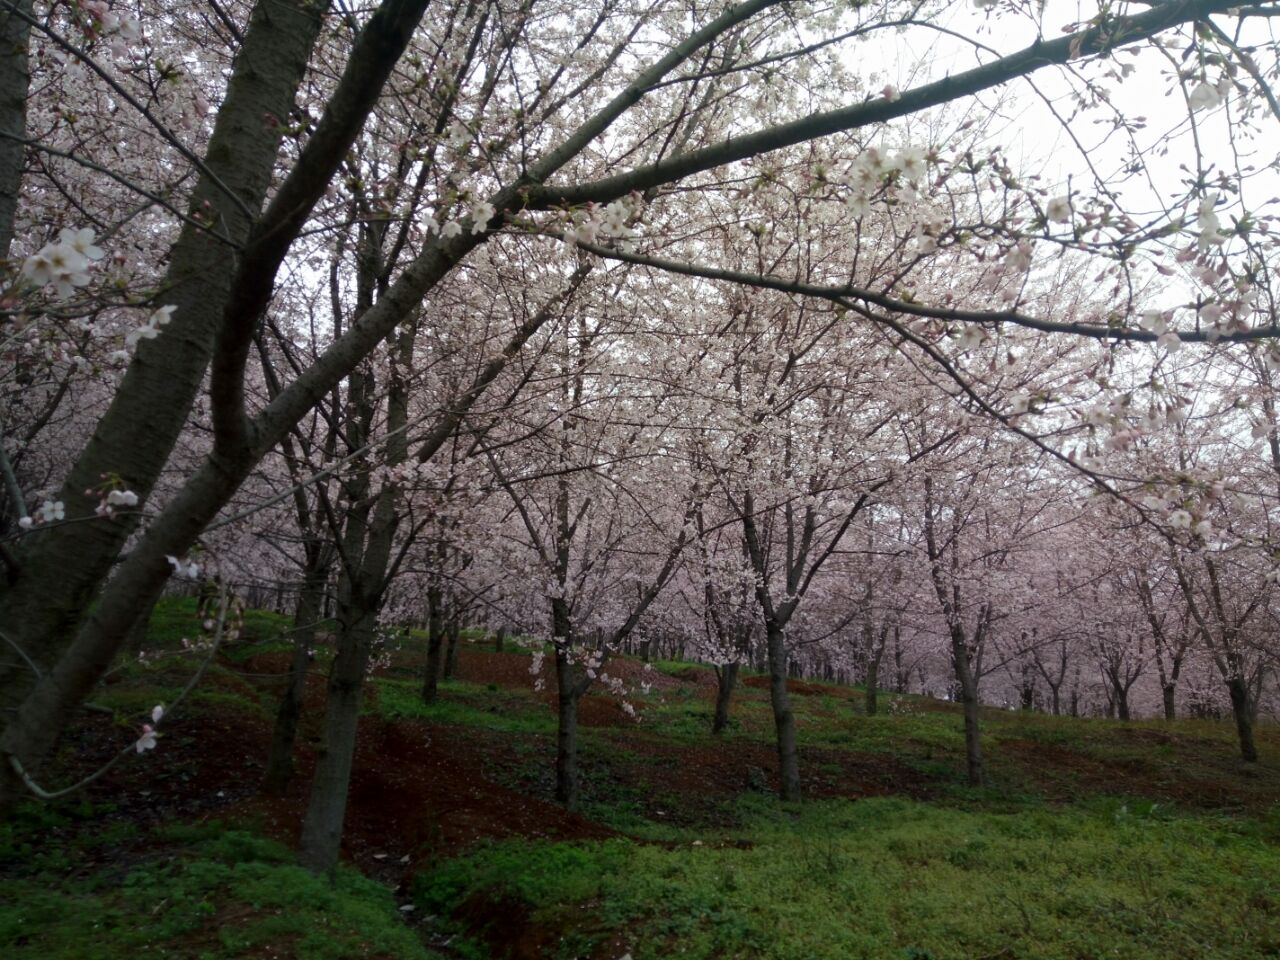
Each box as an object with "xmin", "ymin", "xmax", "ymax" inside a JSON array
[
  {"xmin": 415, "ymin": 795, "xmax": 1280, "ymax": 960},
  {"xmin": 142, "ymin": 596, "xmax": 295, "ymax": 655},
  {"xmin": 0, "ymin": 816, "xmax": 438, "ymax": 960},
  {"xmin": 9, "ymin": 608, "xmax": 1280, "ymax": 960},
  {"xmin": 373, "ymin": 677, "xmax": 555, "ymax": 735},
  {"xmin": 93, "ymin": 669, "xmax": 268, "ymax": 721}
]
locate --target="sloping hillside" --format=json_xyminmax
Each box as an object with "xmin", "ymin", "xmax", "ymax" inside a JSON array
[{"xmin": 3, "ymin": 601, "xmax": 1278, "ymax": 959}]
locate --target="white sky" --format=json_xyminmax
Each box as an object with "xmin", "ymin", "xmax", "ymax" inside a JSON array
[{"xmin": 862, "ymin": 1, "xmax": 1280, "ymax": 225}]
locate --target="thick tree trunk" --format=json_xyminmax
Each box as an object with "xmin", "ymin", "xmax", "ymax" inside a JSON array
[
  {"xmin": 0, "ymin": 176, "xmax": 508, "ymax": 818},
  {"xmin": 1048, "ymin": 684, "xmax": 1062, "ymax": 717},
  {"xmin": 0, "ymin": 0, "xmax": 455, "ymax": 818},
  {"xmin": 952, "ymin": 647, "xmax": 985, "ymax": 787},
  {"xmin": 494, "ymin": 627, "xmax": 506, "ymax": 653},
  {"xmin": 297, "ymin": 607, "xmax": 375, "ymax": 873},
  {"xmin": 1226, "ymin": 677, "xmax": 1259, "ymax": 763},
  {"xmin": 1162, "ymin": 684, "xmax": 1177, "ymax": 721},
  {"xmin": 765, "ymin": 624, "xmax": 801, "ymax": 801},
  {"xmin": 961, "ymin": 684, "xmax": 985, "ymax": 786},
  {"xmin": 554, "ymin": 649, "xmax": 581, "ymax": 810},
  {"xmin": 864, "ymin": 657, "xmax": 879, "ymax": 717},
  {"xmin": 0, "ymin": 0, "xmax": 326, "ymax": 713},
  {"xmin": 0, "ymin": 0, "xmax": 32, "ymax": 260},
  {"xmin": 0, "ymin": 447, "xmax": 257, "ymax": 814},
  {"xmin": 711, "ymin": 661, "xmax": 739, "ymax": 735},
  {"xmin": 123, "ymin": 595, "xmax": 158, "ymax": 657},
  {"xmin": 263, "ymin": 561, "xmax": 327, "ymax": 796}
]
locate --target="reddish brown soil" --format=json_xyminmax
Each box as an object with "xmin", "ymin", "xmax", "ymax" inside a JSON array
[
  {"xmin": 586, "ymin": 730, "xmax": 937, "ymax": 828},
  {"xmin": 232, "ymin": 716, "xmax": 616, "ymax": 889},
  {"xmin": 453, "ymin": 891, "xmax": 560, "ymax": 960},
  {"xmin": 38, "ymin": 639, "xmax": 1280, "ymax": 960},
  {"xmin": 56, "ymin": 643, "xmax": 936, "ymax": 871},
  {"xmin": 617, "ymin": 659, "xmax": 712, "ymax": 691},
  {"xmin": 53, "ymin": 692, "xmax": 274, "ymax": 826},
  {"xmin": 443, "ymin": 645, "xmax": 696, "ymax": 696}
]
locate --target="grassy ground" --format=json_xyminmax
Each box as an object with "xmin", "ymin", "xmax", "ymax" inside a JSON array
[
  {"xmin": 2, "ymin": 597, "xmax": 1278, "ymax": 958},
  {"xmin": 0, "ymin": 811, "xmax": 435, "ymax": 960},
  {"xmin": 417, "ymin": 798, "xmax": 1280, "ymax": 960}
]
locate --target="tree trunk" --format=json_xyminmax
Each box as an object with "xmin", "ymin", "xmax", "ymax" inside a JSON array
[
  {"xmin": 766, "ymin": 624, "xmax": 801, "ymax": 801},
  {"xmin": 961, "ymin": 685, "xmax": 985, "ymax": 786},
  {"xmin": 494, "ymin": 627, "xmax": 506, "ymax": 653},
  {"xmin": 712, "ymin": 661, "xmax": 739, "ymax": 735},
  {"xmin": 443, "ymin": 614, "xmax": 460, "ymax": 680},
  {"xmin": 297, "ymin": 607, "xmax": 375, "ymax": 874},
  {"xmin": 554, "ymin": 649, "xmax": 581, "ymax": 810},
  {"xmin": 0, "ymin": 0, "xmax": 326, "ymax": 714},
  {"xmin": 123, "ymin": 595, "xmax": 158, "ymax": 657},
  {"xmin": 865, "ymin": 657, "xmax": 879, "ymax": 717},
  {"xmin": 0, "ymin": 0, "xmax": 33, "ymax": 260},
  {"xmin": 1162, "ymin": 684, "xmax": 1176, "ymax": 721},
  {"xmin": 952, "ymin": 645, "xmax": 985, "ymax": 787},
  {"xmin": 1048, "ymin": 684, "xmax": 1061, "ymax": 717},
  {"xmin": 263, "ymin": 560, "xmax": 327, "ymax": 796},
  {"xmin": 1226, "ymin": 677, "xmax": 1259, "ymax": 763},
  {"xmin": 262, "ymin": 635, "xmax": 311, "ymax": 797},
  {"xmin": 420, "ymin": 583, "xmax": 444, "ymax": 705}
]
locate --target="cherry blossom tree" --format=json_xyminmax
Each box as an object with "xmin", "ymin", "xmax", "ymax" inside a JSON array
[{"xmin": 2, "ymin": 0, "xmax": 1279, "ymax": 822}]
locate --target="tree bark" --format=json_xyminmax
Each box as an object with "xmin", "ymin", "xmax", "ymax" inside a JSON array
[
  {"xmin": 123, "ymin": 595, "xmax": 158, "ymax": 657},
  {"xmin": 1115, "ymin": 689, "xmax": 1131, "ymax": 722},
  {"xmin": 263, "ymin": 558, "xmax": 328, "ymax": 796},
  {"xmin": 766, "ymin": 624, "xmax": 801, "ymax": 801},
  {"xmin": 0, "ymin": 0, "xmax": 32, "ymax": 260},
  {"xmin": 443, "ymin": 613, "xmax": 460, "ymax": 680},
  {"xmin": 712, "ymin": 661, "xmax": 739, "ymax": 735},
  {"xmin": 0, "ymin": 187, "xmax": 540, "ymax": 818},
  {"xmin": 297, "ymin": 373, "xmax": 402, "ymax": 872},
  {"xmin": 952, "ymin": 647, "xmax": 985, "ymax": 787},
  {"xmin": 1162, "ymin": 684, "xmax": 1176, "ymax": 721},
  {"xmin": 297, "ymin": 604, "xmax": 375, "ymax": 873},
  {"xmin": 961, "ymin": 682, "xmax": 985, "ymax": 786},
  {"xmin": 1226, "ymin": 676, "xmax": 1259, "ymax": 763},
  {"xmin": 420, "ymin": 582, "xmax": 444, "ymax": 705},
  {"xmin": 864, "ymin": 656, "xmax": 879, "ymax": 717},
  {"xmin": 554, "ymin": 648, "xmax": 582, "ymax": 810},
  {"xmin": 1019, "ymin": 682, "xmax": 1035, "ymax": 711},
  {"xmin": 0, "ymin": 0, "xmax": 326, "ymax": 712}
]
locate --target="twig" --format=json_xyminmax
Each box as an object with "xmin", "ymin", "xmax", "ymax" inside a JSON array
[
  {"xmin": 0, "ymin": 626, "xmax": 39, "ymax": 678},
  {"xmin": 9, "ymin": 586, "xmax": 231, "ymax": 801},
  {"xmin": 0, "ymin": 422, "xmax": 26, "ymax": 520}
]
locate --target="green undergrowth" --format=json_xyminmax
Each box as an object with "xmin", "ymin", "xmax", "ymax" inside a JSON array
[
  {"xmin": 143, "ymin": 596, "xmax": 297, "ymax": 660},
  {"xmin": 372, "ymin": 677, "xmax": 555, "ymax": 735},
  {"xmin": 95, "ymin": 667, "xmax": 268, "ymax": 721},
  {"xmin": 18, "ymin": 609, "xmax": 1280, "ymax": 960},
  {"xmin": 0, "ymin": 814, "xmax": 437, "ymax": 960},
  {"xmin": 415, "ymin": 795, "xmax": 1280, "ymax": 960}
]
